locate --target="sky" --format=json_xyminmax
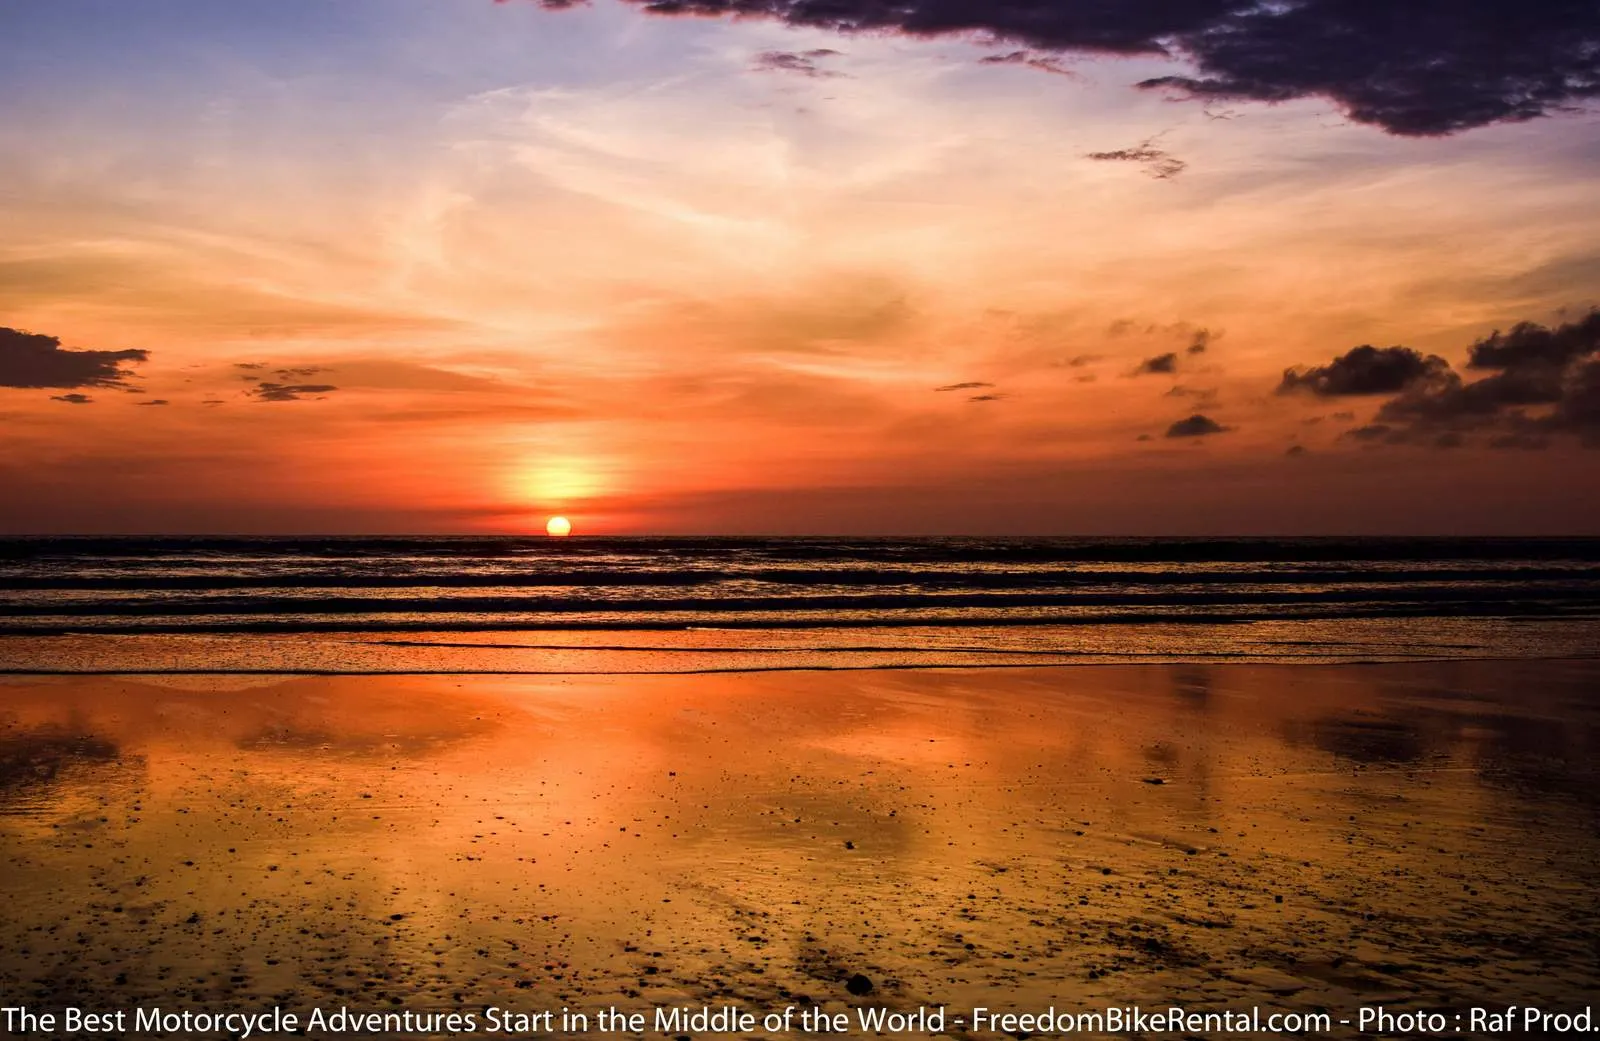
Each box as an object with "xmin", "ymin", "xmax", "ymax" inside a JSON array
[{"xmin": 2, "ymin": 0, "xmax": 1598, "ymax": 535}]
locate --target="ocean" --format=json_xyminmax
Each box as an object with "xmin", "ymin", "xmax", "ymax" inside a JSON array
[{"xmin": 2, "ymin": 535, "xmax": 1597, "ymax": 673}]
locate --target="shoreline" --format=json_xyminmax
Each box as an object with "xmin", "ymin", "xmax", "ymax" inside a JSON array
[
  {"xmin": 6, "ymin": 618, "xmax": 1599, "ymax": 675},
  {"xmin": 4, "ymin": 650, "xmax": 1600, "ymax": 677}
]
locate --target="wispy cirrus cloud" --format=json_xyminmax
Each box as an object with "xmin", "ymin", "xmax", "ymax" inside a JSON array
[
  {"xmin": 1086, "ymin": 139, "xmax": 1187, "ymax": 180},
  {"xmin": 977, "ymin": 50, "xmax": 1074, "ymax": 76},
  {"xmin": 751, "ymin": 48, "xmax": 844, "ymax": 78}
]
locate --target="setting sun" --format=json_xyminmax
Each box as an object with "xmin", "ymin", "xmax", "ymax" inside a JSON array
[{"xmin": 545, "ymin": 516, "xmax": 573, "ymax": 537}]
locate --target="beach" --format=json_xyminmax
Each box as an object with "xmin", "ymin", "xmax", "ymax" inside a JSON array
[
  {"xmin": 3, "ymin": 659, "xmax": 1597, "ymax": 1035},
  {"xmin": 10, "ymin": 0, "xmax": 1600, "ymax": 1031}
]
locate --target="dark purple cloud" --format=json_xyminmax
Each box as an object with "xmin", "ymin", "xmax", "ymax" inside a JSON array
[
  {"xmin": 1166, "ymin": 413, "xmax": 1230, "ymax": 437},
  {"xmin": 1292, "ymin": 312, "xmax": 1600, "ymax": 448},
  {"xmin": 1466, "ymin": 313, "xmax": 1600, "ymax": 373},
  {"xmin": 1374, "ymin": 314, "xmax": 1600, "ymax": 446},
  {"xmin": 1135, "ymin": 352, "xmax": 1179, "ymax": 375},
  {"xmin": 250, "ymin": 383, "xmax": 340, "ymax": 403},
  {"xmin": 1139, "ymin": 1, "xmax": 1600, "ymax": 136},
  {"xmin": 523, "ymin": 0, "xmax": 1600, "ymax": 136},
  {"xmin": 1, "ymin": 327, "xmax": 148, "ymax": 389},
  {"xmin": 1278, "ymin": 345, "xmax": 1451, "ymax": 397}
]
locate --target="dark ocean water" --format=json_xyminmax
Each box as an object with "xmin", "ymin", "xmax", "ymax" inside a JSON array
[{"xmin": 1, "ymin": 536, "xmax": 1598, "ymax": 672}]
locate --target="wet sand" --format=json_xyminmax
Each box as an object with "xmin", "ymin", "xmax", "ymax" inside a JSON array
[{"xmin": 1, "ymin": 661, "xmax": 1598, "ymax": 1035}]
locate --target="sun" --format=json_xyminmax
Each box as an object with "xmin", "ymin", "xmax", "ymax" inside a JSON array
[{"xmin": 545, "ymin": 516, "xmax": 573, "ymax": 537}]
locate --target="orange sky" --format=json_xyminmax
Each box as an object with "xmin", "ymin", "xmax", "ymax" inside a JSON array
[{"xmin": 2, "ymin": 1, "xmax": 1598, "ymax": 533}]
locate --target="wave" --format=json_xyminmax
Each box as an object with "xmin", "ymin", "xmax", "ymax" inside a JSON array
[
  {"xmin": 4, "ymin": 583, "xmax": 1597, "ymax": 617},
  {"xmin": 2, "ymin": 565, "xmax": 1593, "ymax": 591},
  {"xmin": 3, "ymin": 539, "xmax": 1596, "ymax": 667},
  {"xmin": 4, "ymin": 535, "xmax": 1600, "ymax": 564},
  {"xmin": 6, "ymin": 603, "xmax": 1599, "ymax": 635}
]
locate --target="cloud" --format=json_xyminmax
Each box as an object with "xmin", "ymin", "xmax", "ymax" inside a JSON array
[
  {"xmin": 1137, "ymin": 3, "xmax": 1600, "ymax": 136},
  {"xmin": 968, "ymin": 393, "xmax": 1005, "ymax": 402},
  {"xmin": 1466, "ymin": 312, "xmax": 1600, "ymax": 373},
  {"xmin": 1341, "ymin": 423, "xmax": 1396, "ymax": 443},
  {"xmin": 1086, "ymin": 139, "xmax": 1187, "ymax": 180},
  {"xmin": 978, "ymin": 50, "xmax": 1074, "ymax": 76},
  {"xmin": 1107, "ymin": 320, "xmax": 1217, "ymax": 349},
  {"xmin": 1289, "ymin": 312, "xmax": 1600, "ymax": 448},
  {"xmin": 1375, "ymin": 313, "xmax": 1600, "ymax": 445},
  {"xmin": 312, "ymin": 360, "xmax": 506, "ymax": 394},
  {"xmin": 526, "ymin": 0, "xmax": 1600, "ymax": 135},
  {"xmin": 1339, "ymin": 423, "xmax": 1465, "ymax": 450},
  {"xmin": 250, "ymin": 383, "xmax": 340, "ymax": 402},
  {"xmin": 0, "ymin": 327, "xmax": 148, "ymax": 389},
  {"xmin": 935, "ymin": 381, "xmax": 994, "ymax": 392},
  {"xmin": 614, "ymin": 279, "xmax": 916, "ymax": 360},
  {"xmin": 230, "ymin": 358, "xmax": 500, "ymax": 396},
  {"xmin": 1166, "ymin": 384, "xmax": 1218, "ymax": 404},
  {"xmin": 49, "ymin": 393, "xmax": 94, "ymax": 405},
  {"xmin": 752, "ymin": 49, "xmax": 844, "ymax": 78},
  {"xmin": 1134, "ymin": 352, "xmax": 1179, "ymax": 375},
  {"xmin": 1278, "ymin": 345, "xmax": 1451, "ymax": 397},
  {"xmin": 1166, "ymin": 413, "xmax": 1230, "ymax": 438},
  {"xmin": 137, "ymin": 399, "xmax": 170, "ymax": 407}
]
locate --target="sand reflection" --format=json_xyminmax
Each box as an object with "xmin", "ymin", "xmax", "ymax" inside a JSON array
[{"xmin": 0, "ymin": 662, "xmax": 1596, "ymax": 1023}]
